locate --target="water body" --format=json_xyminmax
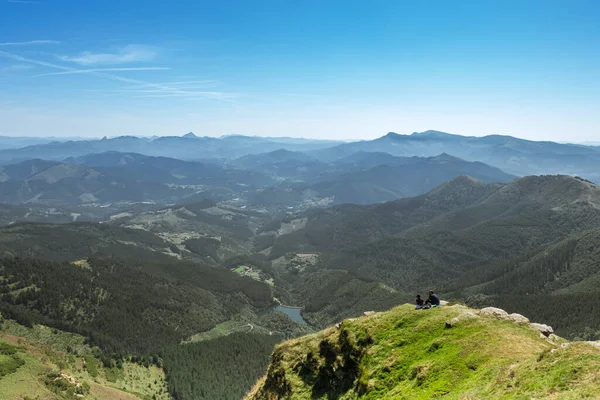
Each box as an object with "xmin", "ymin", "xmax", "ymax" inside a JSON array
[{"xmin": 275, "ymin": 305, "xmax": 308, "ymax": 325}]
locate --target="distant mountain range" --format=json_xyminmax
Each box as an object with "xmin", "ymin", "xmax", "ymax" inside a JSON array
[
  {"xmin": 245, "ymin": 151, "xmax": 515, "ymax": 205},
  {"xmin": 0, "ymin": 154, "xmax": 273, "ymax": 206},
  {"xmin": 0, "ymin": 134, "xmax": 341, "ymax": 163},
  {"xmin": 0, "ymin": 148, "xmax": 514, "ymax": 207},
  {"xmin": 1, "ymin": 130, "xmax": 599, "ymax": 184},
  {"xmin": 309, "ymin": 130, "xmax": 600, "ymax": 182},
  {"xmin": 65, "ymin": 151, "xmax": 272, "ymax": 187},
  {"xmin": 0, "ymin": 135, "xmax": 92, "ymax": 150}
]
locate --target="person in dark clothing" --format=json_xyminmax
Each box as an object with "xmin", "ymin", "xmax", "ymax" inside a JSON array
[
  {"xmin": 425, "ymin": 290, "xmax": 441, "ymax": 307},
  {"xmin": 415, "ymin": 294, "xmax": 424, "ymax": 309}
]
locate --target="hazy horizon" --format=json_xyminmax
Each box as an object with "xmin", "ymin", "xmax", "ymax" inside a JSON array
[{"xmin": 0, "ymin": 129, "xmax": 599, "ymax": 147}]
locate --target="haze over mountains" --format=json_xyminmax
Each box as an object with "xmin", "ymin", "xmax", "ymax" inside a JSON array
[
  {"xmin": 0, "ymin": 134, "xmax": 341, "ymax": 163},
  {"xmin": 313, "ymin": 131, "xmax": 600, "ymax": 182},
  {"xmin": 2, "ymin": 129, "xmax": 600, "ymax": 399},
  {"xmin": 2, "ymin": 130, "xmax": 599, "ymax": 180},
  {"xmin": 0, "ymin": 130, "xmax": 598, "ymax": 210}
]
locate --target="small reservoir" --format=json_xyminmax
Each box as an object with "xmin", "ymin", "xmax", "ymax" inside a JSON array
[{"xmin": 275, "ymin": 305, "xmax": 307, "ymax": 325}]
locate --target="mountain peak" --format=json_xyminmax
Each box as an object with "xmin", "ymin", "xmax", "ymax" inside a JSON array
[
  {"xmin": 424, "ymin": 175, "xmax": 495, "ymax": 207},
  {"xmin": 384, "ymin": 132, "xmax": 403, "ymax": 139},
  {"xmin": 382, "ymin": 131, "xmax": 460, "ymax": 140},
  {"xmin": 491, "ymin": 175, "xmax": 600, "ymax": 208},
  {"xmin": 411, "ymin": 130, "xmax": 458, "ymax": 139},
  {"xmin": 183, "ymin": 132, "xmax": 198, "ymax": 138},
  {"xmin": 247, "ymin": 304, "xmax": 600, "ymax": 399},
  {"xmin": 430, "ymin": 175, "xmax": 486, "ymax": 191},
  {"xmin": 431, "ymin": 152, "xmax": 462, "ymax": 162}
]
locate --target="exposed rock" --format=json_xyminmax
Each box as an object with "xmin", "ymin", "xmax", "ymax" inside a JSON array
[
  {"xmin": 445, "ymin": 312, "xmax": 478, "ymax": 328},
  {"xmin": 478, "ymin": 307, "xmax": 509, "ymax": 319},
  {"xmin": 507, "ymin": 313, "xmax": 530, "ymax": 324},
  {"xmin": 363, "ymin": 311, "xmax": 377, "ymax": 317},
  {"xmin": 530, "ymin": 323, "xmax": 554, "ymax": 337},
  {"xmin": 440, "ymin": 300, "xmax": 449, "ymax": 306}
]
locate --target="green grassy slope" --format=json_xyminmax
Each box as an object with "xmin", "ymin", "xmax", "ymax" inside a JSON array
[
  {"xmin": 247, "ymin": 304, "xmax": 600, "ymax": 399},
  {"xmin": 0, "ymin": 318, "xmax": 168, "ymax": 400}
]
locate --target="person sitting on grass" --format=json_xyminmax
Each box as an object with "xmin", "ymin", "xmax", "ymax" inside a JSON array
[
  {"xmin": 424, "ymin": 290, "xmax": 441, "ymax": 308},
  {"xmin": 415, "ymin": 294, "xmax": 425, "ymax": 310}
]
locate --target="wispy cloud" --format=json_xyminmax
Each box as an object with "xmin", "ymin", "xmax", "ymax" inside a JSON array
[
  {"xmin": 279, "ymin": 93, "xmax": 324, "ymax": 98},
  {"xmin": 58, "ymin": 45, "xmax": 157, "ymax": 65},
  {"xmin": 34, "ymin": 67, "xmax": 170, "ymax": 77},
  {"xmin": 84, "ymin": 80, "xmax": 220, "ymax": 93},
  {"xmin": 0, "ymin": 64, "xmax": 34, "ymax": 72},
  {"xmin": 0, "ymin": 50, "xmax": 243, "ymax": 101},
  {"xmin": 185, "ymin": 92, "xmax": 245, "ymax": 101},
  {"xmin": 0, "ymin": 40, "xmax": 60, "ymax": 46},
  {"xmin": 121, "ymin": 80, "xmax": 220, "ymax": 89},
  {"xmin": 7, "ymin": 0, "xmax": 45, "ymax": 3}
]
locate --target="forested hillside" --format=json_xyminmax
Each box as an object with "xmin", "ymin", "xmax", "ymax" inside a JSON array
[
  {"xmin": 2, "ymin": 174, "xmax": 600, "ymax": 399},
  {"xmin": 244, "ymin": 153, "xmax": 514, "ymax": 206},
  {"xmin": 264, "ymin": 175, "xmax": 600, "ymax": 339},
  {"xmin": 0, "ymin": 257, "xmax": 272, "ymax": 353}
]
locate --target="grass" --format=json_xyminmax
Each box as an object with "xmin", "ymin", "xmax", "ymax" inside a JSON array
[
  {"xmin": 186, "ymin": 320, "xmax": 249, "ymax": 342},
  {"xmin": 0, "ymin": 321, "xmax": 170, "ymax": 400},
  {"xmin": 231, "ymin": 265, "xmax": 275, "ymax": 286},
  {"xmin": 83, "ymin": 352, "xmax": 99, "ymax": 378},
  {"xmin": 247, "ymin": 304, "xmax": 600, "ymax": 399},
  {"xmin": 71, "ymin": 259, "xmax": 91, "ymax": 270},
  {"xmin": 2, "ymin": 320, "xmax": 89, "ymax": 354},
  {"xmin": 0, "ymin": 342, "xmax": 53, "ymax": 399},
  {"xmin": 0, "ymin": 342, "xmax": 25, "ymax": 377}
]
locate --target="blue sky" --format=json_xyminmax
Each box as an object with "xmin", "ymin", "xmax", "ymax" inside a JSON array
[{"xmin": 0, "ymin": 0, "xmax": 599, "ymax": 141}]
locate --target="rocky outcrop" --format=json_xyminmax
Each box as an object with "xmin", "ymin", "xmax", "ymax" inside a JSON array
[
  {"xmin": 530, "ymin": 323, "xmax": 554, "ymax": 337},
  {"xmin": 477, "ymin": 307, "xmax": 509, "ymax": 319},
  {"xmin": 469, "ymin": 307, "xmax": 554, "ymax": 337},
  {"xmin": 507, "ymin": 313, "xmax": 530, "ymax": 324},
  {"xmin": 445, "ymin": 312, "xmax": 478, "ymax": 328}
]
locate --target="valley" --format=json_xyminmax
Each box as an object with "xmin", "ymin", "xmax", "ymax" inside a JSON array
[
  {"xmin": 2, "ymin": 2, "xmax": 598, "ymax": 397},
  {"xmin": 1, "ymin": 132, "xmax": 600, "ymax": 399}
]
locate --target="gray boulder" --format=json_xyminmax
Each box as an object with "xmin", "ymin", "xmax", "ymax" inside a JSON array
[
  {"xmin": 530, "ymin": 322, "xmax": 554, "ymax": 337},
  {"xmin": 445, "ymin": 312, "xmax": 478, "ymax": 328},
  {"xmin": 507, "ymin": 313, "xmax": 530, "ymax": 324},
  {"xmin": 478, "ymin": 307, "xmax": 509, "ymax": 319}
]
